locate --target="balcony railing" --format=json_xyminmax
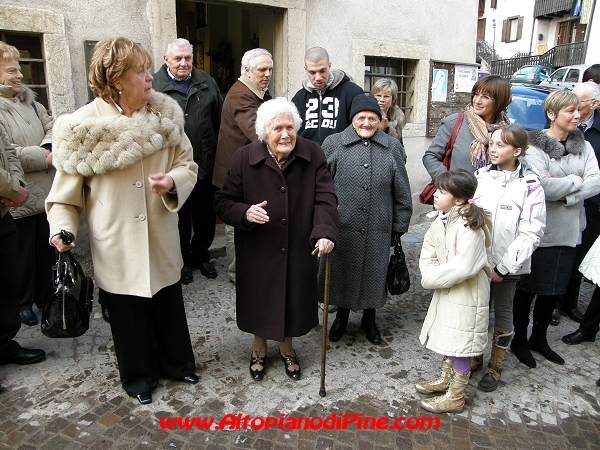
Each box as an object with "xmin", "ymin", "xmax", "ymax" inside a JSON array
[
  {"xmin": 489, "ymin": 42, "xmax": 586, "ymax": 78},
  {"xmin": 534, "ymin": 0, "xmax": 573, "ymax": 18}
]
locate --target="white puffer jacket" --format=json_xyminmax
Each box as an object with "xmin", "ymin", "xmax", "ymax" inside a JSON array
[
  {"xmin": 474, "ymin": 160, "xmax": 546, "ymax": 276},
  {"xmin": 0, "ymin": 85, "xmax": 54, "ymax": 219},
  {"xmin": 580, "ymin": 235, "xmax": 600, "ymax": 287},
  {"xmin": 419, "ymin": 206, "xmax": 492, "ymax": 357}
]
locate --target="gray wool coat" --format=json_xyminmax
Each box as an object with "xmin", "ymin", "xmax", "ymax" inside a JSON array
[{"xmin": 318, "ymin": 126, "xmax": 412, "ymax": 311}]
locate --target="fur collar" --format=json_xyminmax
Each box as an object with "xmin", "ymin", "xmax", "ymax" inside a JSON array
[
  {"xmin": 53, "ymin": 92, "xmax": 184, "ymax": 176},
  {"xmin": 528, "ymin": 129, "xmax": 586, "ymax": 159},
  {"xmin": 0, "ymin": 85, "xmax": 36, "ymax": 111}
]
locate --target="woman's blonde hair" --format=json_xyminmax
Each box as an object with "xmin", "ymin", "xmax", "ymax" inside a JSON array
[
  {"xmin": 88, "ymin": 37, "xmax": 153, "ymax": 103},
  {"xmin": 544, "ymin": 89, "xmax": 580, "ymax": 119},
  {"xmin": 0, "ymin": 41, "xmax": 20, "ymax": 63}
]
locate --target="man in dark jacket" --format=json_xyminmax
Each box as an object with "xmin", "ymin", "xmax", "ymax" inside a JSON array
[
  {"xmin": 212, "ymin": 48, "xmax": 273, "ymax": 284},
  {"xmin": 291, "ymin": 47, "xmax": 364, "ymax": 145},
  {"xmin": 0, "ymin": 135, "xmax": 45, "ymax": 378},
  {"xmin": 153, "ymin": 38, "xmax": 223, "ymax": 284},
  {"xmin": 560, "ymin": 82, "xmax": 600, "ymax": 325}
]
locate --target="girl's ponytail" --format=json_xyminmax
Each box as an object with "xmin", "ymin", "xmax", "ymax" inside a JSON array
[{"xmin": 435, "ymin": 169, "xmax": 486, "ymax": 230}]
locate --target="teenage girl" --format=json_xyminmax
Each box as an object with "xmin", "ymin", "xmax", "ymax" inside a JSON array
[
  {"xmin": 416, "ymin": 169, "xmax": 492, "ymax": 414},
  {"xmin": 472, "ymin": 124, "xmax": 546, "ymax": 392}
]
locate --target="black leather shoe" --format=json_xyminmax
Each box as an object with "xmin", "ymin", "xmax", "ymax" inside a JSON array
[
  {"xmin": 250, "ymin": 352, "xmax": 267, "ymax": 381},
  {"xmin": 361, "ymin": 319, "xmax": 381, "ymax": 345},
  {"xmin": 101, "ymin": 303, "xmax": 110, "ymax": 323},
  {"xmin": 19, "ymin": 309, "xmax": 38, "ymax": 326},
  {"xmin": 280, "ymin": 352, "xmax": 301, "ymax": 380},
  {"xmin": 328, "ymin": 317, "xmax": 347, "ymax": 342},
  {"xmin": 198, "ymin": 262, "xmax": 218, "ymax": 279},
  {"xmin": 550, "ymin": 308, "xmax": 560, "ymax": 326},
  {"xmin": 597, "ymin": 377, "xmax": 600, "ymax": 387},
  {"xmin": 136, "ymin": 392, "xmax": 152, "ymax": 405},
  {"xmin": 562, "ymin": 330, "xmax": 596, "ymax": 345},
  {"xmin": 181, "ymin": 265, "xmax": 194, "ymax": 284},
  {"xmin": 1, "ymin": 346, "xmax": 45, "ymax": 365},
  {"xmin": 180, "ymin": 373, "xmax": 200, "ymax": 384},
  {"xmin": 560, "ymin": 308, "xmax": 583, "ymax": 323}
]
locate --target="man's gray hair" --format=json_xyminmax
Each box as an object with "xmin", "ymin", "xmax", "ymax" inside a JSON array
[
  {"xmin": 166, "ymin": 38, "xmax": 193, "ymax": 56},
  {"xmin": 241, "ymin": 48, "xmax": 272, "ymax": 74},
  {"xmin": 575, "ymin": 82, "xmax": 600, "ymax": 102},
  {"xmin": 255, "ymin": 97, "xmax": 302, "ymax": 141}
]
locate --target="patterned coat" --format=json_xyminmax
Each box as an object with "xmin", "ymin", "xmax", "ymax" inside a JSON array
[{"xmin": 319, "ymin": 126, "xmax": 412, "ymax": 310}]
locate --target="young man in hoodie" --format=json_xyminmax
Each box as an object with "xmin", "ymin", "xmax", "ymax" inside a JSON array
[{"xmin": 291, "ymin": 47, "xmax": 364, "ymax": 145}]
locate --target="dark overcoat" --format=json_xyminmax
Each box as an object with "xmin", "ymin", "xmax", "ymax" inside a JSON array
[
  {"xmin": 318, "ymin": 126, "xmax": 412, "ymax": 311},
  {"xmin": 214, "ymin": 136, "xmax": 338, "ymax": 341}
]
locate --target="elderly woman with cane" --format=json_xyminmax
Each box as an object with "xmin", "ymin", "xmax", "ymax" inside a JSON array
[
  {"xmin": 214, "ymin": 97, "xmax": 338, "ymax": 382},
  {"xmin": 46, "ymin": 37, "xmax": 199, "ymax": 405}
]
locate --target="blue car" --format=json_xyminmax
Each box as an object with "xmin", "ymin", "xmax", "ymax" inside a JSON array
[
  {"xmin": 507, "ymin": 85, "xmax": 557, "ymax": 131},
  {"xmin": 510, "ymin": 65, "xmax": 554, "ymax": 85}
]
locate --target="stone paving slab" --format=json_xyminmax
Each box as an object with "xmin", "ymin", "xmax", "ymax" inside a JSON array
[{"xmin": 1, "ymin": 222, "xmax": 599, "ymax": 449}]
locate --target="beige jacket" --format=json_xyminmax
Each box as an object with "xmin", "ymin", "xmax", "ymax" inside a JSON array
[
  {"xmin": 419, "ymin": 206, "xmax": 493, "ymax": 357},
  {"xmin": 0, "ymin": 85, "xmax": 54, "ymax": 219},
  {"xmin": 46, "ymin": 92, "xmax": 198, "ymax": 298},
  {"xmin": 0, "ymin": 130, "xmax": 25, "ymax": 217}
]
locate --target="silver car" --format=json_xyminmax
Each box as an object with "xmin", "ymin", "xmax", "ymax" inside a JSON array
[{"xmin": 538, "ymin": 64, "xmax": 588, "ymax": 90}]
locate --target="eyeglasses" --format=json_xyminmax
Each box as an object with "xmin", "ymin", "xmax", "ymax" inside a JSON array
[
  {"xmin": 472, "ymin": 92, "xmax": 494, "ymax": 101},
  {"xmin": 374, "ymin": 94, "xmax": 392, "ymax": 100},
  {"xmin": 354, "ymin": 115, "xmax": 379, "ymax": 123}
]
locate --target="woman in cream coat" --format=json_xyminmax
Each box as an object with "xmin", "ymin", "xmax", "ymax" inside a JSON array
[{"xmin": 46, "ymin": 38, "xmax": 199, "ymax": 405}]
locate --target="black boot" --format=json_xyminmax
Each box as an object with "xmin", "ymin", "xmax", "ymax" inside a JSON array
[
  {"xmin": 529, "ymin": 295, "xmax": 564, "ymax": 365},
  {"xmin": 511, "ymin": 289, "xmax": 536, "ymax": 368},
  {"xmin": 361, "ymin": 309, "xmax": 381, "ymax": 345},
  {"xmin": 328, "ymin": 307, "xmax": 349, "ymax": 342}
]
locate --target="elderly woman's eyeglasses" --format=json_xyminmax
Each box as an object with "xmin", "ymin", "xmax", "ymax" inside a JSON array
[{"xmin": 472, "ymin": 92, "xmax": 494, "ymax": 101}]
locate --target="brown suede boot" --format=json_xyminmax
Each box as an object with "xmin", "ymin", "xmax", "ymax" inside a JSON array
[
  {"xmin": 478, "ymin": 327, "xmax": 512, "ymax": 392},
  {"xmin": 470, "ymin": 354, "xmax": 483, "ymax": 376},
  {"xmin": 415, "ymin": 357, "xmax": 453, "ymax": 395},
  {"xmin": 420, "ymin": 370, "xmax": 470, "ymax": 414}
]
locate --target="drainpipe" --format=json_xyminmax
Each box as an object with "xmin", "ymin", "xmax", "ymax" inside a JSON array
[{"xmin": 529, "ymin": 16, "xmax": 536, "ymax": 55}]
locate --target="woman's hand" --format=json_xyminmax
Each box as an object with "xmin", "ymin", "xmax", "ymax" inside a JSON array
[
  {"xmin": 148, "ymin": 173, "xmax": 175, "ymax": 196},
  {"xmin": 51, "ymin": 233, "xmax": 75, "ymax": 253},
  {"xmin": 246, "ymin": 200, "xmax": 269, "ymax": 224},
  {"xmin": 491, "ymin": 272, "xmax": 504, "ymax": 283},
  {"xmin": 379, "ymin": 113, "xmax": 389, "ymax": 131},
  {"xmin": 0, "ymin": 186, "xmax": 28, "ymax": 207},
  {"xmin": 314, "ymin": 238, "xmax": 334, "ymax": 257}
]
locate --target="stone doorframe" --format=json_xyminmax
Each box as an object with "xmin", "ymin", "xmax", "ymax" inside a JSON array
[{"xmin": 148, "ymin": 0, "xmax": 307, "ymax": 98}]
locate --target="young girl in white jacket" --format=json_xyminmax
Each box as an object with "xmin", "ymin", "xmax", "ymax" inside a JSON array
[
  {"xmin": 417, "ymin": 169, "xmax": 492, "ymax": 414},
  {"xmin": 473, "ymin": 125, "xmax": 546, "ymax": 392}
]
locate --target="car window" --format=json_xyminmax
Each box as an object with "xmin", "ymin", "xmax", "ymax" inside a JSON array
[
  {"xmin": 564, "ymin": 69, "xmax": 580, "ymax": 83},
  {"xmin": 548, "ymin": 68, "xmax": 567, "ymax": 82},
  {"xmin": 508, "ymin": 93, "xmax": 547, "ymax": 130},
  {"xmin": 522, "ymin": 67, "xmax": 536, "ymax": 73},
  {"xmin": 541, "ymin": 68, "xmax": 551, "ymax": 76}
]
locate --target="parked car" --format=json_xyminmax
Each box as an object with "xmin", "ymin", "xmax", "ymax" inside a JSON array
[
  {"xmin": 510, "ymin": 65, "xmax": 554, "ymax": 85},
  {"xmin": 507, "ymin": 84, "xmax": 558, "ymax": 131},
  {"xmin": 538, "ymin": 64, "xmax": 588, "ymax": 90}
]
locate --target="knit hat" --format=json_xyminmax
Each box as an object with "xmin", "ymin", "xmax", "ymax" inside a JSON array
[{"xmin": 350, "ymin": 95, "xmax": 382, "ymax": 120}]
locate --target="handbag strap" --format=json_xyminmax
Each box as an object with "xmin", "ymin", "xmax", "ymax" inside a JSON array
[{"xmin": 442, "ymin": 112, "xmax": 464, "ymax": 168}]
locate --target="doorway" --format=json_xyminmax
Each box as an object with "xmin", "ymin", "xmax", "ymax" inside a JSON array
[{"xmin": 175, "ymin": 0, "xmax": 279, "ymax": 95}]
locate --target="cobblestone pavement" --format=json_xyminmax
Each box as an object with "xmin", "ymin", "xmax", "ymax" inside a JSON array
[{"xmin": 1, "ymin": 222, "xmax": 599, "ymax": 450}]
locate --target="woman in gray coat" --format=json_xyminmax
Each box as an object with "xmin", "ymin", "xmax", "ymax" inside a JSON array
[{"xmin": 320, "ymin": 95, "xmax": 412, "ymax": 345}]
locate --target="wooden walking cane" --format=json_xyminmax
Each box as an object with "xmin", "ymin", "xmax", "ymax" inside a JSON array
[{"xmin": 313, "ymin": 246, "xmax": 331, "ymax": 397}]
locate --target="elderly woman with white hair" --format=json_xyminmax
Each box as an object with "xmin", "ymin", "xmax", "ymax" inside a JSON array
[{"xmin": 214, "ymin": 97, "xmax": 338, "ymax": 382}]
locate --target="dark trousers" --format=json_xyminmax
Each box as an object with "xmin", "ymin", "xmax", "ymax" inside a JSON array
[
  {"xmin": 14, "ymin": 213, "xmax": 56, "ymax": 311},
  {"xmin": 562, "ymin": 203, "xmax": 600, "ymax": 310},
  {"xmin": 579, "ymin": 286, "xmax": 600, "ymax": 338},
  {"xmin": 0, "ymin": 213, "xmax": 22, "ymax": 361},
  {"xmin": 178, "ymin": 174, "xmax": 217, "ymax": 265},
  {"xmin": 513, "ymin": 289, "xmax": 557, "ymax": 338},
  {"xmin": 101, "ymin": 282, "xmax": 196, "ymax": 397}
]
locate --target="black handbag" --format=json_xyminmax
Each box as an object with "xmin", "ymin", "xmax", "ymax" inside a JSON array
[
  {"xmin": 41, "ymin": 231, "xmax": 94, "ymax": 338},
  {"xmin": 386, "ymin": 234, "xmax": 410, "ymax": 295}
]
